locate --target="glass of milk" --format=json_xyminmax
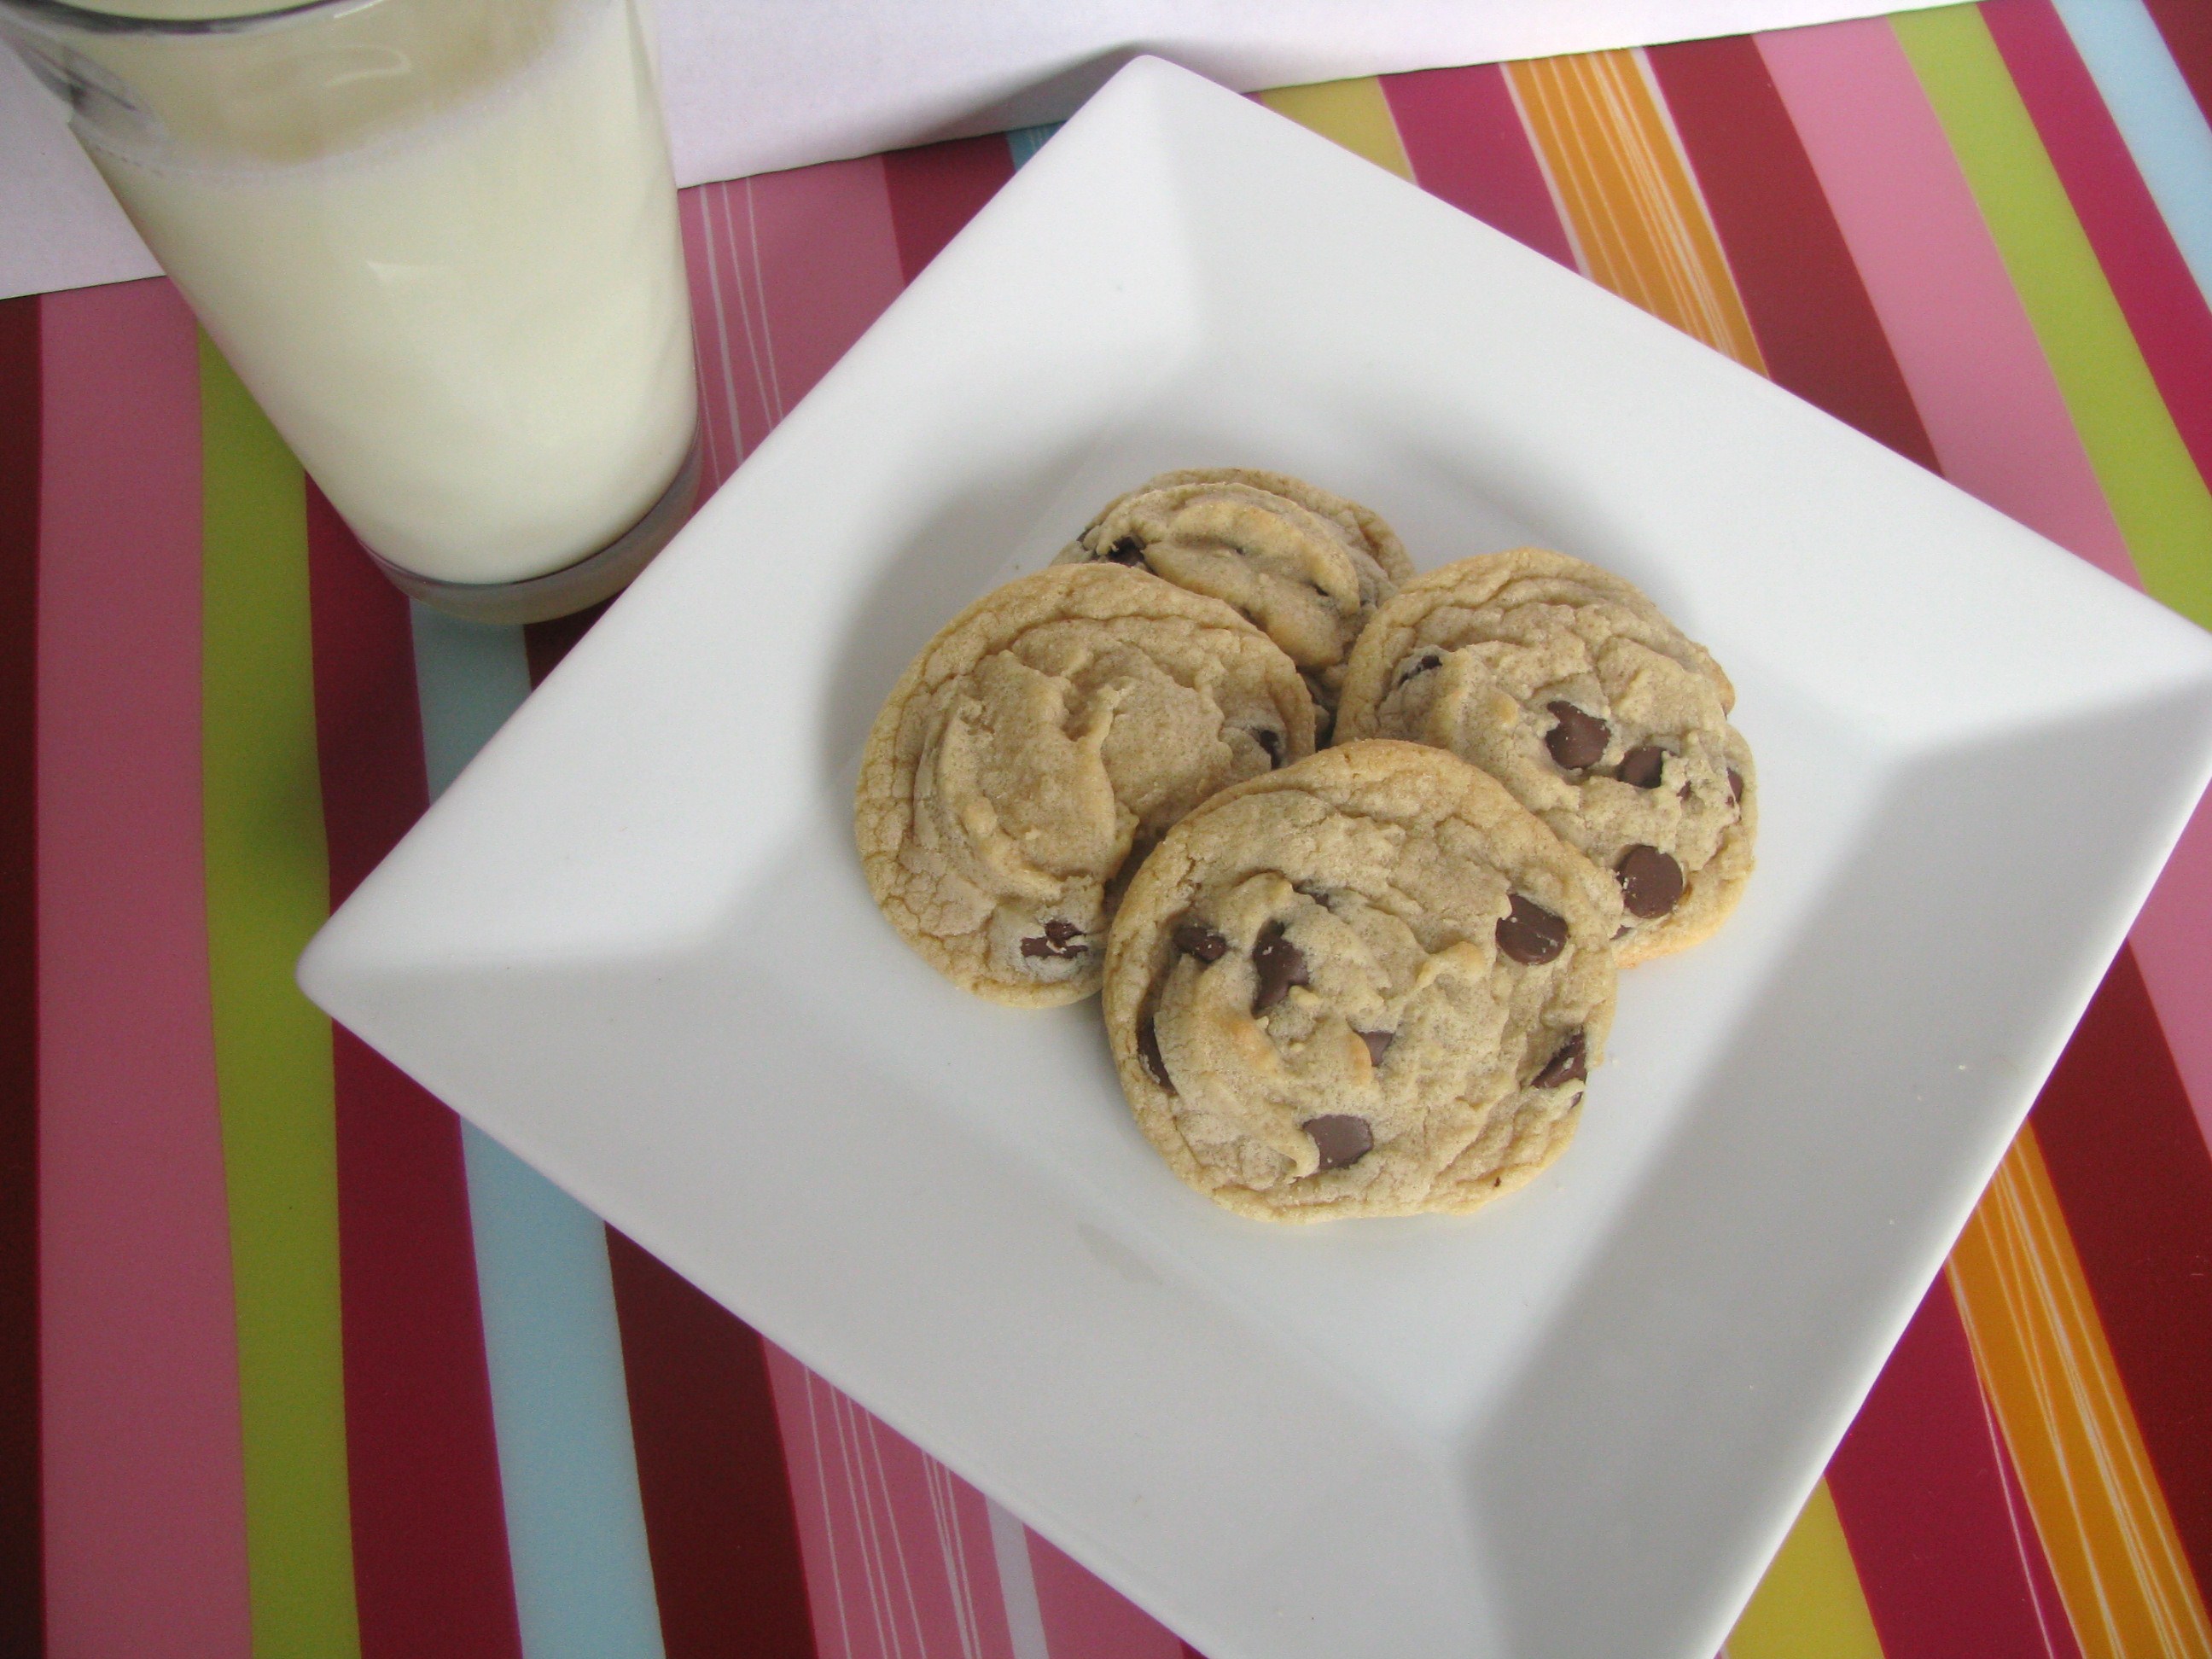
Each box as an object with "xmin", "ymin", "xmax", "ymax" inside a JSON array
[{"xmin": 2, "ymin": 0, "xmax": 700, "ymax": 622}]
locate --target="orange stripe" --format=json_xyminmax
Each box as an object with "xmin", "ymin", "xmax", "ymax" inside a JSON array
[
  {"xmin": 1947, "ymin": 1126, "xmax": 2212, "ymax": 1658},
  {"xmin": 1505, "ymin": 49, "xmax": 1767, "ymax": 370}
]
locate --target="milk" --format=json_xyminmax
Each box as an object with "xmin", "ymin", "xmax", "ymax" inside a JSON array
[{"xmin": 76, "ymin": 0, "xmax": 696, "ymax": 585}]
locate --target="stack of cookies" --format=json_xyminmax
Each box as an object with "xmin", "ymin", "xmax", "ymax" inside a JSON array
[{"xmin": 856, "ymin": 469, "xmax": 1755, "ymax": 1222}]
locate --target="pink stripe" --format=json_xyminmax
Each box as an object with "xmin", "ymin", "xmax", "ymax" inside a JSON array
[
  {"xmin": 1976, "ymin": 2, "xmax": 2212, "ymax": 1155},
  {"xmin": 1382, "ymin": 64, "xmax": 1578, "ymax": 269},
  {"xmin": 1025, "ymin": 1528, "xmax": 1186, "ymax": 1659},
  {"xmin": 686, "ymin": 150, "xmax": 1000, "ymax": 1659},
  {"xmin": 1987, "ymin": 0, "xmax": 2212, "ymax": 489},
  {"xmin": 678, "ymin": 159, "xmax": 905, "ymax": 495},
  {"xmin": 37, "ymin": 278, "xmax": 251, "ymax": 1656},
  {"xmin": 2134, "ymin": 798, "xmax": 2212, "ymax": 1153},
  {"xmin": 677, "ymin": 189, "xmax": 744, "ymax": 496},
  {"xmin": 765, "ymin": 1347, "xmax": 1018, "ymax": 1659},
  {"xmin": 1755, "ymin": 17, "xmax": 2138, "ymax": 585}
]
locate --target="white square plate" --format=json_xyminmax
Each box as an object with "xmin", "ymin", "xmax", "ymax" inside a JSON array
[{"xmin": 301, "ymin": 59, "xmax": 2212, "ymax": 1659}]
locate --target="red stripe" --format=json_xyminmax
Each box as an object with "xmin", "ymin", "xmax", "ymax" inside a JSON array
[
  {"xmin": 2139, "ymin": 0, "xmax": 2212, "ymax": 131},
  {"xmin": 0, "ymin": 293, "xmax": 44, "ymax": 1656},
  {"xmin": 306, "ymin": 489, "xmax": 523, "ymax": 1659},
  {"xmin": 1985, "ymin": 0, "xmax": 2212, "ymax": 488},
  {"xmin": 1826, "ymin": 1277, "xmax": 2081, "ymax": 1659},
  {"xmin": 603, "ymin": 1229, "xmax": 818, "ymax": 1659},
  {"xmin": 522, "ymin": 598, "xmax": 614, "ymax": 686},
  {"xmin": 1382, "ymin": 64, "xmax": 1579, "ymax": 268},
  {"xmin": 882, "ymin": 137, "xmax": 1016, "ymax": 282},
  {"xmin": 2029, "ymin": 944, "xmax": 2212, "ymax": 1599},
  {"xmin": 1645, "ymin": 34, "xmax": 1941, "ymax": 470},
  {"xmin": 1025, "ymin": 1529, "xmax": 1185, "ymax": 1659}
]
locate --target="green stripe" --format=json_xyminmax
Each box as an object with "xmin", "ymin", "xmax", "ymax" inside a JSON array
[
  {"xmin": 1895, "ymin": 4, "xmax": 2212, "ymax": 631},
  {"xmin": 200, "ymin": 335, "xmax": 361, "ymax": 1659}
]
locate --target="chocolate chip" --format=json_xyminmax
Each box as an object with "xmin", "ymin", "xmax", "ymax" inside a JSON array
[
  {"xmin": 1495, "ymin": 894, "xmax": 1569, "ymax": 964},
  {"xmin": 1249, "ymin": 727, "xmax": 1284, "ymax": 768},
  {"xmin": 1103, "ymin": 536, "xmax": 1146, "ymax": 567},
  {"xmin": 1251, "ymin": 922, "xmax": 1309, "ymax": 1012},
  {"xmin": 1728, "ymin": 768, "xmax": 1745, "ymax": 805},
  {"xmin": 1356, "ymin": 1029, "xmax": 1394, "ymax": 1068},
  {"xmin": 1617, "ymin": 745, "xmax": 1667, "ymax": 789},
  {"xmin": 1138, "ymin": 1014, "xmax": 1173, "ymax": 1090},
  {"xmin": 1398, "ymin": 650, "xmax": 1444, "ymax": 687},
  {"xmin": 1020, "ymin": 918, "xmax": 1087, "ymax": 959},
  {"xmin": 1173, "ymin": 922, "xmax": 1229, "ymax": 962},
  {"xmin": 1304, "ymin": 1114, "xmax": 1373, "ymax": 1171},
  {"xmin": 1678, "ymin": 782, "xmax": 1692, "ymax": 801},
  {"xmin": 1532, "ymin": 1031, "xmax": 1586, "ymax": 1089},
  {"xmin": 1616, "ymin": 845, "xmax": 1685, "ymax": 918},
  {"xmin": 1545, "ymin": 701, "xmax": 1610, "ymax": 770}
]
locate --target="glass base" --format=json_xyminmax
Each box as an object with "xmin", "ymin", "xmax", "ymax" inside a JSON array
[{"xmin": 368, "ymin": 435, "xmax": 703, "ymax": 626}]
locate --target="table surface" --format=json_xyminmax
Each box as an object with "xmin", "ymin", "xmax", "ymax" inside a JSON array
[{"xmin": 5, "ymin": 3, "xmax": 2212, "ymax": 1656}]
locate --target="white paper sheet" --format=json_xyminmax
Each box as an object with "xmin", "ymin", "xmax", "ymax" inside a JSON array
[{"xmin": 1, "ymin": 0, "xmax": 1946, "ymax": 300}]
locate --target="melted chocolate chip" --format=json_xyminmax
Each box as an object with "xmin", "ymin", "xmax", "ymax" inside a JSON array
[
  {"xmin": 1103, "ymin": 535, "xmax": 1146, "ymax": 567},
  {"xmin": 1545, "ymin": 701, "xmax": 1610, "ymax": 770},
  {"xmin": 1356, "ymin": 1029, "xmax": 1394, "ymax": 1068},
  {"xmin": 1250, "ymin": 727, "xmax": 1284, "ymax": 769},
  {"xmin": 1617, "ymin": 745, "xmax": 1668, "ymax": 789},
  {"xmin": 1304, "ymin": 1114, "xmax": 1374, "ymax": 1172},
  {"xmin": 1495, "ymin": 894, "xmax": 1569, "ymax": 965},
  {"xmin": 1678, "ymin": 782, "xmax": 1692, "ymax": 802},
  {"xmin": 1616, "ymin": 845, "xmax": 1685, "ymax": 918},
  {"xmin": 1399, "ymin": 650, "xmax": 1444, "ymax": 687},
  {"xmin": 1728, "ymin": 768, "xmax": 1745, "ymax": 805},
  {"xmin": 1138, "ymin": 1014, "xmax": 1173, "ymax": 1091},
  {"xmin": 1251, "ymin": 922, "xmax": 1310, "ymax": 1013},
  {"xmin": 1532, "ymin": 1031, "xmax": 1587, "ymax": 1089},
  {"xmin": 1020, "ymin": 918, "xmax": 1087, "ymax": 959},
  {"xmin": 1173, "ymin": 922, "xmax": 1229, "ymax": 963}
]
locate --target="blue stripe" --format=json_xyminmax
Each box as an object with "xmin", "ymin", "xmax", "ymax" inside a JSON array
[
  {"xmin": 1006, "ymin": 123, "xmax": 1063, "ymax": 170},
  {"xmin": 2053, "ymin": 0, "xmax": 2212, "ymax": 307},
  {"xmin": 409, "ymin": 605, "xmax": 667, "ymax": 1659}
]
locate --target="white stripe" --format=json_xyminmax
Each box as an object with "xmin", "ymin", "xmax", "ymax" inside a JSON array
[
  {"xmin": 987, "ymin": 1499, "xmax": 1051, "ymax": 1659},
  {"xmin": 803, "ymin": 1371, "xmax": 859, "ymax": 1659}
]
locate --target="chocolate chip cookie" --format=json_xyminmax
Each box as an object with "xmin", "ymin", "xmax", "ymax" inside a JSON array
[
  {"xmin": 1057, "ymin": 469, "xmax": 1412, "ymax": 733},
  {"xmin": 858, "ymin": 563, "xmax": 1317, "ymax": 1005},
  {"xmin": 1335, "ymin": 550, "xmax": 1755, "ymax": 966},
  {"xmin": 1103, "ymin": 740, "xmax": 1620, "ymax": 1221}
]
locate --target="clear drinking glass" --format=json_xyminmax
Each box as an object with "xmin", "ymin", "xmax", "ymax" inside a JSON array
[{"xmin": 2, "ymin": 0, "xmax": 701, "ymax": 622}]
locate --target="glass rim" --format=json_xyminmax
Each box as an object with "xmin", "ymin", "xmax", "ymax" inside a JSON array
[{"xmin": 0, "ymin": 0, "xmax": 379, "ymax": 37}]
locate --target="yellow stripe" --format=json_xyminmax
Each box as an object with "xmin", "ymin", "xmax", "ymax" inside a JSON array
[
  {"xmin": 1257, "ymin": 77, "xmax": 1416, "ymax": 182},
  {"xmin": 1727, "ymin": 1481, "xmax": 1886, "ymax": 1659},
  {"xmin": 1505, "ymin": 49, "xmax": 1766, "ymax": 371},
  {"xmin": 200, "ymin": 337, "xmax": 363, "ymax": 1656},
  {"xmin": 1947, "ymin": 1126, "xmax": 2212, "ymax": 1658},
  {"xmin": 1895, "ymin": 5, "xmax": 2212, "ymax": 629}
]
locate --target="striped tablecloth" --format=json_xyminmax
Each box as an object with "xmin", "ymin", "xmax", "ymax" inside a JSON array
[{"xmin": 5, "ymin": 3, "xmax": 2211, "ymax": 1655}]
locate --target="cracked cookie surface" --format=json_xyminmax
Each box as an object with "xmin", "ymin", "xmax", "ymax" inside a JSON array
[
  {"xmin": 858, "ymin": 563, "xmax": 1316, "ymax": 1005},
  {"xmin": 1057, "ymin": 469, "xmax": 1411, "ymax": 732},
  {"xmin": 1335, "ymin": 549, "xmax": 1755, "ymax": 966},
  {"xmin": 1103, "ymin": 741, "xmax": 1619, "ymax": 1221}
]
